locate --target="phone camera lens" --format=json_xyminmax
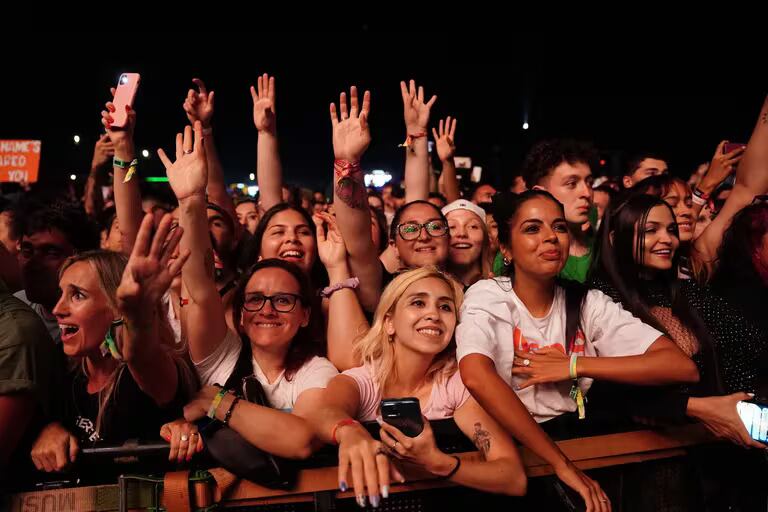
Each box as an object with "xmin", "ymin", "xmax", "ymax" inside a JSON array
[{"xmin": 120, "ymin": 75, "xmax": 128, "ymax": 85}]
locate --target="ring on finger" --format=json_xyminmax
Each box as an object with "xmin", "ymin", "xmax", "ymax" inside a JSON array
[{"xmin": 180, "ymin": 434, "xmax": 189, "ymax": 442}]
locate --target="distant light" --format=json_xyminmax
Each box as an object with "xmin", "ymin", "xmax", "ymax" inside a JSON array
[
  {"xmin": 522, "ymin": 123, "xmax": 529, "ymax": 130},
  {"xmin": 70, "ymin": 174, "xmax": 76, "ymax": 181},
  {"xmin": 249, "ymin": 173, "xmax": 255, "ymax": 181},
  {"xmin": 142, "ymin": 149, "xmax": 150, "ymax": 158},
  {"xmin": 247, "ymin": 186, "xmax": 259, "ymax": 197},
  {"xmin": 145, "ymin": 177, "xmax": 169, "ymax": 183},
  {"xmin": 364, "ymin": 170, "xmax": 393, "ymax": 188},
  {"xmin": 73, "ymin": 135, "xmax": 81, "ymax": 144},
  {"xmin": 600, "ymin": 159, "xmax": 606, "ymax": 166},
  {"xmin": 236, "ymin": 183, "xmax": 245, "ymax": 189}
]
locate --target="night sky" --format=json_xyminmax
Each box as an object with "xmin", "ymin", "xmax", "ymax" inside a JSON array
[{"xmin": 1, "ymin": 33, "xmax": 764, "ymax": 196}]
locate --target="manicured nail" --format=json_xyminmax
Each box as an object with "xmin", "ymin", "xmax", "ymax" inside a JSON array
[
  {"xmin": 381, "ymin": 485, "xmax": 389, "ymax": 499},
  {"xmin": 370, "ymin": 494, "xmax": 380, "ymax": 508},
  {"xmin": 339, "ymin": 481, "xmax": 348, "ymax": 492},
  {"xmin": 748, "ymin": 393, "xmax": 755, "ymax": 398},
  {"xmin": 356, "ymin": 495, "xmax": 366, "ymax": 508}
]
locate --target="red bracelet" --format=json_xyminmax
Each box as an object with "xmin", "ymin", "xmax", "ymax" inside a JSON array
[
  {"xmin": 334, "ymin": 159, "xmax": 363, "ymax": 179},
  {"xmin": 399, "ymin": 132, "xmax": 427, "ymax": 150},
  {"xmin": 331, "ymin": 419, "xmax": 360, "ymax": 445}
]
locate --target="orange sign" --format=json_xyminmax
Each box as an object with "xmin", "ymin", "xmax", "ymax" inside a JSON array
[{"xmin": 0, "ymin": 140, "xmax": 42, "ymax": 183}]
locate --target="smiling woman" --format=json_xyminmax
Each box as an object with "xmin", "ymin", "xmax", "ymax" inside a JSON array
[{"xmin": 304, "ymin": 267, "xmax": 527, "ymax": 506}]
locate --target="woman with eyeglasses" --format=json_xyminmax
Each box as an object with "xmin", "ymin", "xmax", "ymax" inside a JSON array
[{"xmin": 158, "ymin": 123, "xmax": 337, "ymax": 463}]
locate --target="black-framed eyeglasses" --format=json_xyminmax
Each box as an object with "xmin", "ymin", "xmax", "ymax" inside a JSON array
[
  {"xmin": 242, "ymin": 293, "xmax": 302, "ymax": 313},
  {"xmin": 397, "ymin": 220, "xmax": 449, "ymax": 241}
]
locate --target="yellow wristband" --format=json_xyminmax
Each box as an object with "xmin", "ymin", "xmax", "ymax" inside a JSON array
[{"xmin": 207, "ymin": 388, "xmax": 228, "ymax": 419}]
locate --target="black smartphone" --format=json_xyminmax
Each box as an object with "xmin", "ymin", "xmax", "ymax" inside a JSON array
[
  {"xmin": 737, "ymin": 398, "xmax": 768, "ymax": 443},
  {"xmin": 380, "ymin": 397, "xmax": 424, "ymax": 437}
]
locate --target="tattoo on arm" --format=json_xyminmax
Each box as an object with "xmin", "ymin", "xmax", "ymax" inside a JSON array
[
  {"xmin": 472, "ymin": 422, "xmax": 491, "ymax": 460},
  {"xmin": 335, "ymin": 174, "xmax": 368, "ymax": 210}
]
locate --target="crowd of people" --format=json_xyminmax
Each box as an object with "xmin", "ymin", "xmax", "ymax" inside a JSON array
[{"xmin": 1, "ymin": 74, "xmax": 767, "ymax": 511}]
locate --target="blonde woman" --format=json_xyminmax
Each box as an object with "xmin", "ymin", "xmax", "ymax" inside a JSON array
[
  {"xmin": 30, "ymin": 213, "xmax": 197, "ymax": 472},
  {"xmin": 309, "ymin": 267, "xmax": 526, "ymax": 509}
]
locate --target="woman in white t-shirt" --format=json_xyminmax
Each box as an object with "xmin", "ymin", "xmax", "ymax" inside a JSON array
[
  {"xmin": 157, "ymin": 128, "xmax": 337, "ymax": 463},
  {"xmin": 307, "ymin": 267, "xmax": 526, "ymax": 509},
  {"xmin": 456, "ymin": 189, "xmax": 699, "ymax": 511}
]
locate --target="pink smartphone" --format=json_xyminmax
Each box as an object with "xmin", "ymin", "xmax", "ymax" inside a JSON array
[
  {"xmin": 723, "ymin": 142, "xmax": 747, "ymax": 154},
  {"xmin": 110, "ymin": 73, "xmax": 140, "ymax": 128}
]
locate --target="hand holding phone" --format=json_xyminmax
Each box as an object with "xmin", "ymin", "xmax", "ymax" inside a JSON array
[
  {"xmin": 737, "ymin": 398, "xmax": 768, "ymax": 443},
  {"xmin": 110, "ymin": 73, "xmax": 140, "ymax": 128},
  {"xmin": 723, "ymin": 142, "xmax": 747, "ymax": 155},
  {"xmin": 380, "ymin": 397, "xmax": 424, "ymax": 437}
]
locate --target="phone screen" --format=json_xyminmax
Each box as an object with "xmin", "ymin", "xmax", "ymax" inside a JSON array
[{"xmin": 737, "ymin": 400, "xmax": 768, "ymax": 442}]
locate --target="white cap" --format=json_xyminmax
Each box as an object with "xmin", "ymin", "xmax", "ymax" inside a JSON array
[{"xmin": 441, "ymin": 199, "xmax": 487, "ymax": 225}]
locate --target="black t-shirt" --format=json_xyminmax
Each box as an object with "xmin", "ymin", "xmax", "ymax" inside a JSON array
[{"xmin": 64, "ymin": 364, "xmax": 186, "ymax": 446}]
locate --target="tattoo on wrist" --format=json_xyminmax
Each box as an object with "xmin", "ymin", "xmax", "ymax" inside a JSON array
[
  {"xmin": 334, "ymin": 160, "xmax": 367, "ymax": 210},
  {"xmin": 471, "ymin": 422, "xmax": 491, "ymax": 460}
]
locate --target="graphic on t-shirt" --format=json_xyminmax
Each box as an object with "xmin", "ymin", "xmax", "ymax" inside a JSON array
[
  {"xmin": 512, "ymin": 326, "xmax": 586, "ymax": 355},
  {"xmin": 76, "ymin": 416, "xmax": 102, "ymax": 443}
]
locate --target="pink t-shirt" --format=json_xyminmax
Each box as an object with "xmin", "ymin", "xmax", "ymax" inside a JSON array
[{"xmin": 342, "ymin": 365, "xmax": 471, "ymax": 422}]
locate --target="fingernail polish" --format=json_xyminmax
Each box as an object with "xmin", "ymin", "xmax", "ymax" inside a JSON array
[
  {"xmin": 356, "ymin": 495, "xmax": 366, "ymax": 508},
  {"xmin": 339, "ymin": 481, "xmax": 348, "ymax": 492},
  {"xmin": 381, "ymin": 485, "xmax": 389, "ymax": 499},
  {"xmin": 370, "ymin": 494, "xmax": 380, "ymax": 508}
]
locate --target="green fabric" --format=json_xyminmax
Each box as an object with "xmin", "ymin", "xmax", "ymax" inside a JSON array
[
  {"xmin": 559, "ymin": 251, "xmax": 592, "ymax": 283},
  {"xmin": 0, "ymin": 279, "xmax": 56, "ymax": 410},
  {"xmin": 492, "ymin": 251, "xmax": 506, "ymax": 277}
]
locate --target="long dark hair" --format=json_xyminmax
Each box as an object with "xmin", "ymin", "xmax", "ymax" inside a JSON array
[
  {"xmin": 232, "ymin": 258, "xmax": 322, "ymax": 380},
  {"xmin": 590, "ymin": 194, "xmax": 723, "ymax": 392},
  {"xmin": 240, "ymin": 203, "xmax": 328, "ymax": 289},
  {"xmin": 491, "ymin": 189, "xmax": 587, "ymax": 354}
]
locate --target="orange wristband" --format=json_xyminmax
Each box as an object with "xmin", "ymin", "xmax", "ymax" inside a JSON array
[{"xmin": 331, "ymin": 419, "xmax": 360, "ymax": 445}]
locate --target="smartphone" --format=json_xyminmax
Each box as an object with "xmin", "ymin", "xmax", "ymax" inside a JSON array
[
  {"xmin": 380, "ymin": 397, "xmax": 424, "ymax": 437},
  {"xmin": 736, "ymin": 399, "xmax": 768, "ymax": 443},
  {"xmin": 110, "ymin": 73, "xmax": 141, "ymax": 128},
  {"xmin": 723, "ymin": 142, "xmax": 747, "ymax": 155}
]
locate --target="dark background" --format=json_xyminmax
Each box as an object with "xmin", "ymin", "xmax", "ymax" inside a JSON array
[{"xmin": 1, "ymin": 32, "xmax": 763, "ymax": 196}]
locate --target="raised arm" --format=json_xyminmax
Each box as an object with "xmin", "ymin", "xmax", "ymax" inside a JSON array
[
  {"xmin": 250, "ymin": 74, "xmax": 283, "ymax": 212},
  {"xmin": 433, "ymin": 117, "xmax": 459, "ymax": 203},
  {"xmin": 101, "ymin": 90, "xmax": 142, "ymax": 254},
  {"xmin": 183, "ymin": 79, "xmax": 239, "ymax": 236},
  {"xmin": 330, "ymin": 86, "xmax": 382, "ymax": 311},
  {"xmin": 159, "ymin": 122, "xmax": 228, "ymax": 363},
  {"xmin": 401, "ymin": 80, "xmax": 437, "ymax": 203}
]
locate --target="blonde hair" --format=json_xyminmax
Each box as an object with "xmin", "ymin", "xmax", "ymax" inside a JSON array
[
  {"xmin": 353, "ymin": 267, "xmax": 465, "ymax": 392},
  {"xmin": 60, "ymin": 250, "xmax": 197, "ymax": 437}
]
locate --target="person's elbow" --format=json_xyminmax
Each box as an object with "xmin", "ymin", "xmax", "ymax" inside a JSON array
[
  {"xmin": 679, "ymin": 356, "xmax": 700, "ymax": 384},
  {"xmin": 285, "ymin": 423, "xmax": 317, "ymax": 460},
  {"xmin": 662, "ymin": 349, "xmax": 699, "ymax": 384},
  {"xmin": 288, "ymin": 440, "xmax": 314, "ymax": 460},
  {"xmin": 459, "ymin": 361, "xmax": 489, "ymax": 394},
  {"xmin": 504, "ymin": 471, "xmax": 528, "ymax": 496}
]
